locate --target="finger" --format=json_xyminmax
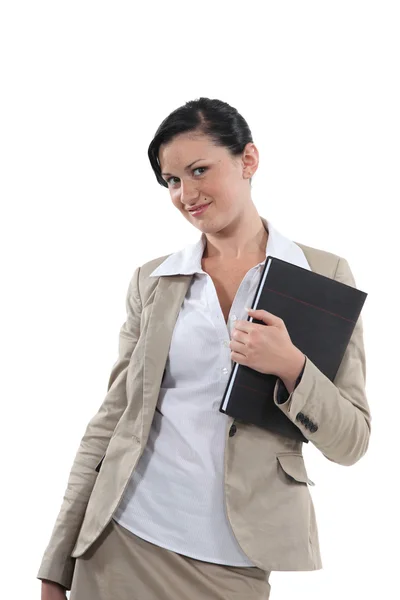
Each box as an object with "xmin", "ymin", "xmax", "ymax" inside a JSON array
[
  {"xmin": 230, "ymin": 335, "xmax": 246, "ymax": 349},
  {"xmin": 231, "ymin": 348, "xmax": 247, "ymax": 362},
  {"xmin": 245, "ymin": 307, "xmax": 283, "ymax": 326},
  {"xmin": 232, "ymin": 318, "xmax": 252, "ymax": 333}
]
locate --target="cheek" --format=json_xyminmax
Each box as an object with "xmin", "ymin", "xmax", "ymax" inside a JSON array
[{"xmin": 170, "ymin": 191, "xmax": 181, "ymax": 206}]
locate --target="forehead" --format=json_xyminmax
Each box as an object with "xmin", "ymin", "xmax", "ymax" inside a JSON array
[{"xmin": 159, "ymin": 133, "xmax": 226, "ymax": 170}]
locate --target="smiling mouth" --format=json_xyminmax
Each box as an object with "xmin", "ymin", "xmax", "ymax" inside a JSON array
[{"xmin": 188, "ymin": 202, "xmax": 211, "ymax": 213}]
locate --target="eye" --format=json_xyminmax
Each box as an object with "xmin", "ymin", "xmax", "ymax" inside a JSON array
[
  {"xmin": 165, "ymin": 166, "xmax": 208, "ymax": 186},
  {"xmin": 193, "ymin": 166, "xmax": 207, "ymax": 176}
]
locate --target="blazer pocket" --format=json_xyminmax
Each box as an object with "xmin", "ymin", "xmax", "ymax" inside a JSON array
[
  {"xmin": 276, "ymin": 452, "xmax": 315, "ymax": 486},
  {"xmin": 95, "ymin": 454, "xmax": 105, "ymax": 473}
]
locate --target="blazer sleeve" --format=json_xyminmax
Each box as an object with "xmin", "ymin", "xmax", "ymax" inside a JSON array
[
  {"xmin": 36, "ymin": 265, "xmax": 142, "ymax": 591},
  {"xmin": 273, "ymin": 256, "xmax": 371, "ymax": 466}
]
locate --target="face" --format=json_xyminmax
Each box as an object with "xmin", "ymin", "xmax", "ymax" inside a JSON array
[{"xmin": 158, "ymin": 132, "xmax": 259, "ymax": 233}]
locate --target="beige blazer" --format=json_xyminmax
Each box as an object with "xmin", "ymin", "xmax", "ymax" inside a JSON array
[{"xmin": 37, "ymin": 217, "xmax": 371, "ymax": 590}]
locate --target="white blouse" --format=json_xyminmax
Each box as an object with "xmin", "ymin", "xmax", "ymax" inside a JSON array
[{"xmin": 112, "ymin": 219, "xmax": 311, "ymax": 566}]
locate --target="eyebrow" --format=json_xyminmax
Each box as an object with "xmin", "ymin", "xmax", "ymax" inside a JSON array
[{"xmin": 161, "ymin": 159, "xmax": 206, "ymax": 177}]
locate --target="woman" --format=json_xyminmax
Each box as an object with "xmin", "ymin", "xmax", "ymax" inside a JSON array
[{"xmin": 38, "ymin": 97, "xmax": 371, "ymax": 600}]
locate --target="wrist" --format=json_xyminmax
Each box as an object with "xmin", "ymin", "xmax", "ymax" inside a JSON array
[{"xmin": 279, "ymin": 347, "xmax": 306, "ymax": 393}]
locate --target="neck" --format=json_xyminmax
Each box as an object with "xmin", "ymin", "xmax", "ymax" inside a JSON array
[{"xmin": 203, "ymin": 213, "xmax": 269, "ymax": 261}]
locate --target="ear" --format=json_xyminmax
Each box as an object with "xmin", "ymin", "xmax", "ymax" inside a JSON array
[{"xmin": 241, "ymin": 142, "xmax": 259, "ymax": 178}]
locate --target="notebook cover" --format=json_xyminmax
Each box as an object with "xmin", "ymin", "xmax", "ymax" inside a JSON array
[{"xmin": 219, "ymin": 256, "xmax": 367, "ymax": 442}]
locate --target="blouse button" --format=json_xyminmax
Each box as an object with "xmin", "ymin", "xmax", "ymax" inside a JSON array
[{"xmin": 229, "ymin": 424, "xmax": 237, "ymax": 437}]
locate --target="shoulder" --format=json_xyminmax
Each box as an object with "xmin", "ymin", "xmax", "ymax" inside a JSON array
[
  {"xmin": 128, "ymin": 253, "xmax": 175, "ymax": 301},
  {"xmin": 140, "ymin": 253, "xmax": 173, "ymax": 278},
  {"xmin": 295, "ymin": 241, "xmax": 356, "ymax": 286}
]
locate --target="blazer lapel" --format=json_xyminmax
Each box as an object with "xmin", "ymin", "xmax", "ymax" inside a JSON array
[{"xmin": 142, "ymin": 274, "xmax": 193, "ymax": 434}]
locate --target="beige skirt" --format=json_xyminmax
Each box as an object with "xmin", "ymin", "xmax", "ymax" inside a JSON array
[{"xmin": 69, "ymin": 518, "xmax": 271, "ymax": 600}]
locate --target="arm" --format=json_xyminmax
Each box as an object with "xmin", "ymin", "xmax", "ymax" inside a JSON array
[
  {"xmin": 36, "ymin": 265, "xmax": 142, "ymax": 590},
  {"xmin": 273, "ymin": 256, "xmax": 371, "ymax": 466}
]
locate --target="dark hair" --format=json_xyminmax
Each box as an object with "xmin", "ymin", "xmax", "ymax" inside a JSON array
[{"xmin": 147, "ymin": 97, "xmax": 254, "ymax": 188}]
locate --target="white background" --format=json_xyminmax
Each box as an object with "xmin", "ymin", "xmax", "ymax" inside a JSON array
[{"xmin": 1, "ymin": 1, "xmax": 399, "ymax": 598}]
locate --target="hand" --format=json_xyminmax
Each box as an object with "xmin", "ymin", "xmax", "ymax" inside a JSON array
[
  {"xmin": 230, "ymin": 308, "xmax": 305, "ymax": 381},
  {"xmin": 41, "ymin": 580, "xmax": 67, "ymax": 600}
]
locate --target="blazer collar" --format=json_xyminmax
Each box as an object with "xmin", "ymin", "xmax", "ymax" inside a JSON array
[{"xmin": 149, "ymin": 216, "xmax": 310, "ymax": 277}]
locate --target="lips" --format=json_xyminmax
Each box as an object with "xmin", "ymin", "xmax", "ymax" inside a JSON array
[{"xmin": 188, "ymin": 202, "xmax": 211, "ymax": 212}]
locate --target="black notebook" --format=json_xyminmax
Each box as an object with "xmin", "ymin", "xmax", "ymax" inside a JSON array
[{"xmin": 219, "ymin": 256, "xmax": 367, "ymax": 442}]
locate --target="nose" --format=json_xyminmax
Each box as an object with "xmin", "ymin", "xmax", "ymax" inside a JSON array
[{"xmin": 179, "ymin": 178, "xmax": 199, "ymax": 204}]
